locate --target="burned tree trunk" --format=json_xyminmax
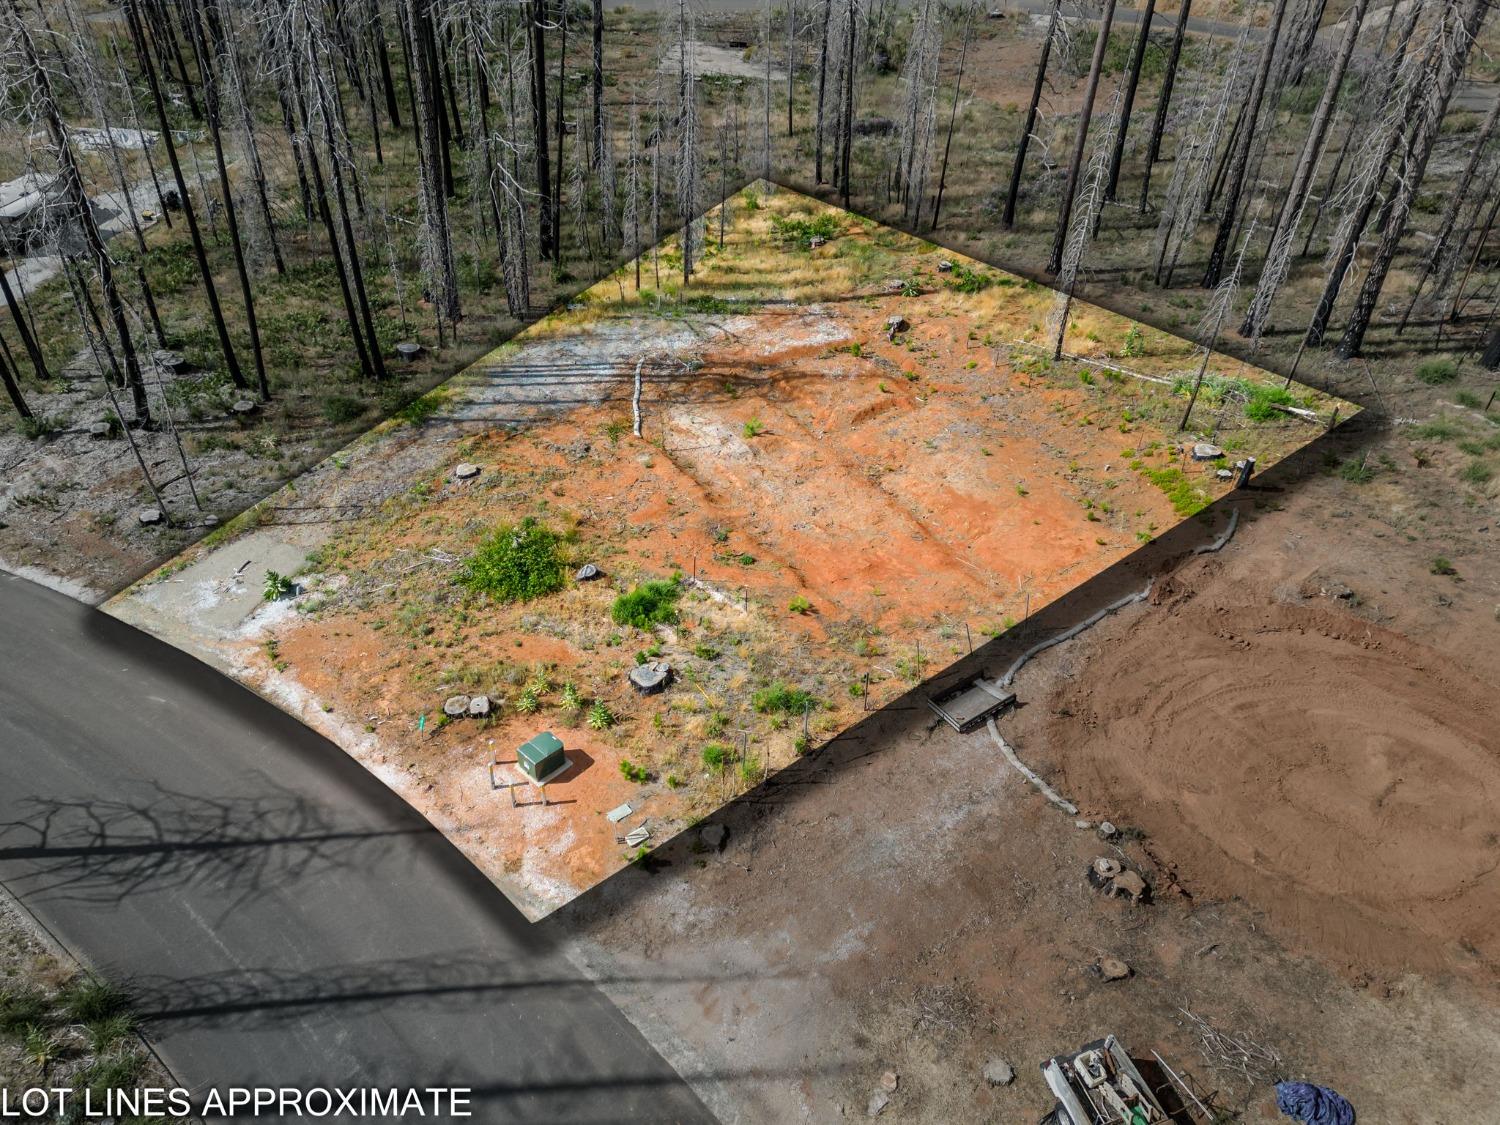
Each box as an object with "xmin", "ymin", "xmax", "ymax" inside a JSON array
[
  {"xmin": 528, "ymin": 0, "xmax": 555, "ymax": 259},
  {"xmin": 0, "ymin": 344, "xmax": 33, "ymax": 423},
  {"xmin": 1047, "ymin": 0, "xmax": 1119, "ymax": 274},
  {"xmin": 814, "ymin": 0, "xmax": 832, "ymax": 183},
  {"xmin": 1138, "ymin": 0, "xmax": 1190, "ymax": 211},
  {"xmin": 1104, "ymin": 0, "xmax": 1157, "ymax": 202},
  {"xmin": 1004, "ymin": 0, "xmax": 1061, "ymax": 230}
]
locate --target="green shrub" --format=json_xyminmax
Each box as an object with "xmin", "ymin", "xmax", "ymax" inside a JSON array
[
  {"xmin": 1245, "ymin": 384, "xmax": 1295, "ymax": 422},
  {"xmin": 0, "ymin": 989, "xmax": 50, "ymax": 1037},
  {"xmin": 743, "ymin": 417, "xmax": 766, "ymax": 438},
  {"xmin": 1460, "ymin": 460, "xmax": 1493, "ymax": 485},
  {"xmin": 702, "ymin": 742, "xmax": 729, "ymax": 769},
  {"xmin": 1431, "ymin": 556, "xmax": 1457, "ymax": 575},
  {"xmin": 753, "ymin": 682, "xmax": 817, "ymax": 715},
  {"xmin": 611, "ymin": 580, "xmax": 681, "ymax": 628},
  {"xmin": 459, "ymin": 518, "xmax": 566, "ymax": 603},
  {"xmin": 587, "ymin": 701, "xmax": 616, "ymax": 730},
  {"xmin": 321, "ymin": 393, "xmax": 367, "ymax": 424},
  {"xmin": 1415, "ymin": 358, "xmax": 1459, "ymax": 385},
  {"xmin": 788, "ymin": 595, "xmax": 812, "ymax": 614},
  {"xmin": 262, "ymin": 570, "xmax": 295, "ymax": 601},
  {"xmin": 769, "ymin": 212, "xmax": 841, "ymax": 249},
  {"xmin": 944, "ymin": 261, "xmax": 993, "ymax": 294},
  {"xmin": 619, "ymin": 759, "xmax": 648, "ymax": 783},
  {"xmin": 61, "ymin": 977, "xmax": 127, "ymax": 1024}
]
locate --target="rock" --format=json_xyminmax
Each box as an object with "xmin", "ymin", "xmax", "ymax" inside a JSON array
[
  {"xmin": 454, "ymin": 462, "xmax": 481, "ymax": 480},
  {"xmin": 937, "ymin": 259, "xmax": 954, "ymax": 272},
  {"xmin": 809, "ymin": 235, "xmax": 826, "ymax": 248},
  {"xmin": 1109, "ymin": 869, "xmax": 1149, "ymax": 904},
  {"xmin": 885, "ymin": 314, "xmax": 909, "ymax": 333},
  {"xmin": 443, "ymin": 695, "xmax": 471, "ymax": 718},
  {"xmin": 982, "ymin": 1058, "xmax": 1015, "ymax": 1087},
  {"xmin": 1216, "ymin": 468, "xmax": 1235, "ymax": 481},
  {"xmin": 88, "ymin": 421, "xmax": 114, "ymax": 440},
  {"xmin": 1092, "ymin": 857, "xmax": 1122, "ymax": 879},
  {"xmin": 1074, "ymin": 819, "xmax": 1093, "ymax": 830},
  {"xmin": 628, "ymin": 661, "xmax": 672, "ymax": 694},
  {"xmin": 395, "ymin": 341, "xmax": 424, "ymax": 361},
  {"xmin": 575, "ymin": 563, "xmax": 601, "ymax": 581},
  {"xmin": 203, "ymin": 515, "xmax": 220, "ymax": 527},
  {"xmin": 883, "ymin": 277, "xmax": 905, "ymax": 293},
  {"xmin": 879, "ymin": 1071, "xmax": 899, "ymax": 1093},
  {"xmin": 1097, "ymin": 821, "xmax": 1118, "ymax": 840},
  {"xmin": 138, "ymin": 507, "xmax": 163, "ymax": 526},
  {"xmin": 467, "ymin": 695, "xmax": 491, "ymax": 717},
  {"xmin": 700, "ymin": 823, "xmax": 727, "ymax": 851},
  {"xmin": 1097, "ymin": 956, "xmax": 1132, "ymax": 982},
  {"xmin": 1190, "ymin": 442, "xmax": 1224, "ymax": 461},
  {"xmin": 866, "ymin": 1091, "xmax": 889, "ymax": 1118},
  {"xmin": 987, "ymin": 7, "xmax": 1004, "ymax": 16}
]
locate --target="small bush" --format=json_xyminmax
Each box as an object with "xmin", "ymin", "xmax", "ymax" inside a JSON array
[
  {"xmin": 1415, "ymin": 358, "xmax": 1459, "ymax": 385},
  {"xmin": 459, "ymin": 518, "xmax": 566, "ymax": 603},
  {"xmin": 1431, "ymin": 556, "xmax": 1457, "ymax": 576},
  {"xmin": 769, "ymin": 212, "xmax": 841, "ymax": 249},
  {"xmin": 743, "ymin": 417, "xmax": 766, "ymax": 438},
  {"xmin": 587, "ymin": 701, "xmax": 616, "ymax": 730},
  {"xmin": 944, "ymin": 261, "xmax": 993, "ymax": 294},
  {"xmin": 1338, "ymin": 457, "xmax": 1375, "ymax": 483},
  {"xmin": 619, "ymin": 759, "xmax": 648, "ymax": 783},
  {"xmin": 61, "ymin": 977, "xmax": 128, "ymax": 1024},
  {"xmin": 1245, "ymin": 384, "xmax": 1295, "ymax": 422},
  {"xmin": 0, "ymin": 989, "xmax": 50, "ymax": 1037},
  {"xmin": 320, "ymin": 393, "xmax": 367, "ymax": 424},
  {"xmin": 788, "ymin": 595, "xmax": 812, "ymax": 614},
  {"xmin": 262, "ymin": 570, "xmax": 295, "ymax": 601},
  {"xmin": 611, "ymin": 580, "xmax": 681, "ymax": 628},
  {"xmin": 1460, "ymin": 460, "xmax": 1493, "ymax": 485},
  {"xmin": 702, "ymin": 743, "xmax": 729, "ymax": 769},
  {"xmin": 753, "ymin": 682, "xmax": 817, "ymax": 715}
]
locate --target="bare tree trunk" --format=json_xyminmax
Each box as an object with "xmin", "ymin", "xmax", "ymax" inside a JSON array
[
  {"xmin": 1105, "ymin": 0, "xmax": 1157, "ymax": 201},
  {"xmin": 9, "ymin": 0, "xmax": 150, "ymax": 422},
  {"xmin": 1004, "ymin": 0, "xmax": 1061, "ymax": 229},
  {"xmin": 124, "ymin": 0, "xmax": 246, "ymax": 394},
  {"xmin": 1138, "ymin": 0, "xmax": 1190, "ymax": 211},
  {"xmin": 814, "ymin": 0, "xmax": 832, "ymax": 183},
  {"xmin": 0, "ymin": 259, "xmax": 49, "ymax": 383},
  {"xmin": 593, "ymin": 0, "xmax": 605, "ymax": 168},
  {"xmin": 553, "ymin": 0, "xmax": 568, "ymax": 260},
  {"xmin": 929, "ymin": 0, "xmax": 975, "ymax": 230},
  {"xmin": 1201, "ymin": 0, "xmax": 1290, "ymax": 288},
  {"xmin": 1338, "ymin": 0, "xmax": 1487, "ymax": 358},
  {"xmin": 371, "ymin": 0, "xmax": 402, "ymax": 127},
  {"xmin": 402, "ymin": 0, "xmax": 462, "ymax": 323},
  {"xmin": 0, "ymin": 343, "xmax": 32, "ymax": 422},
  {"xmin": 528, "ymin": 0, "xmax": 555, "ymax": 260},
  {"xmin": 1240, "ymin": 0, "xmax": 1371, "ymax": 339},
  {"xmin": 1047, "ymin": 0, "xmax": 1118, "ymax": 273},
  {"xmin": 839, "ymin": 0, "xmax": 856, "ymax": 208}
]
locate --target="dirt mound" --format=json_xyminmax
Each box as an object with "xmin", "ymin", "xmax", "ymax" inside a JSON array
[{"xmin": 1044, "ymin": 595, "xmax": 1500, "ymax": 981}]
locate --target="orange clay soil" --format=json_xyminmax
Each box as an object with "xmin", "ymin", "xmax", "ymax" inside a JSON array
[{"xmin": 120, "ymin": 184, "xmax": 1351, "ymax": 916}]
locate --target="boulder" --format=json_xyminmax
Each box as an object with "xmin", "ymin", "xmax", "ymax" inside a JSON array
[
  {"xmin": 886, "ymin": 314, "xmax": 909, "ymax": 334},
  {"xmin": 88, "ymin": 421, "xmax": 114, "ymax": 440},
  {"xmin": 700, "ymin": 823, "xmax": 727, "ymax": 851},
  {"xmin": 937, "ymin": 259, "xmax": 954, "ymax": 272},
  {"xmin": 982, "ymin": 1058, "xmax": 1015, "ymax": 1087}
]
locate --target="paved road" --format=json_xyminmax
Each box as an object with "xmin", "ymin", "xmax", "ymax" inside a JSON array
[{"xmin": 0, "ymin": 572, "xmax": 710, "ymax": 1124}]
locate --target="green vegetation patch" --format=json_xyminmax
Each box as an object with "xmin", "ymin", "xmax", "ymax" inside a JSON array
[
  {"xmin": 1139, "ymin": 466, "xmax": 1211, "ymax": 517},
  {"xmin": 770, "ymin": 212, "xmax": 842, "ymax": 249},
  {"xmin": 611, "ymin": 579, "xmax": 682, "ymax": 628},
  {"xmin": 458, "ymin": 517, "xmax": 567, "ymax": 603},
  {"xmin": 753, "ymin": 682, "xmax": 818, "ymax": 715}
]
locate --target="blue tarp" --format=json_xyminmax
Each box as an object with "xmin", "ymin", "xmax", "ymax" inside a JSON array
[{"xmin": 1275, "ymin": 1082, "xmax": 1355, "ymax": 1125}]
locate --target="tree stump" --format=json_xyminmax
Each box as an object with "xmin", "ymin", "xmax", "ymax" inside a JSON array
[
  {"xmin": 467, "ymin": 695, "xmax": 492, "ymax": 718},
  {"xmin": 396, "ymin": 342, "xmax": 424, "ymax": 361},
  {"xmin": 152, "ymin": 349, "xmax": 185, "ymax": 374},
  {"xmin": 443, "ymin": 695, "xmax": 471, "ymax": 718},
  {"xmin": 454, "ymin": 463, "xmax": 481, "ymax": 480},
  {"xmin": 575, "ymin": 563, "xmax": 601, "ymax": 581},
  {"xmin": 138, "ymin": 508, "xmax": 163, "ymax": 526},
  {"xmin": 1191, "ymin": 442, "xmax": 1224, "ymax": 461},
  {"xmin": 628, "ymin": 661, "xmax": 672, "ymax": 694}
]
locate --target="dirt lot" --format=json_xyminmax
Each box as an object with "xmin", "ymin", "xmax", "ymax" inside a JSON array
[
  {"xmin": 556, "ymin": 444, "xmax": 1500, "ymax": 1123},
  {"xmin": 104, "ymin": 185, "xmax": 1345, "ymax": 920}
]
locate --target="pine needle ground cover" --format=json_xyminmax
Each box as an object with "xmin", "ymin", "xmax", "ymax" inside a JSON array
[{"xmin": 107, "ymin": 184, "xmax": 1355, "ymax": 918}]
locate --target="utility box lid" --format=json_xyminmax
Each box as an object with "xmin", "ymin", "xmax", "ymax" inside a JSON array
[{"xmin": 517, "ymin": 732, "xmax": 566, "ymax": 782}]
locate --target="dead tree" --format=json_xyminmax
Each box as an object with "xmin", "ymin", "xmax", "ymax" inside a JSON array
[
  {"xmin": 1201, "ymin": 0, "xmax": 1290, "ymax": 288},
  {"xmin": 592, "ymin": 0, "xmax": 605, "ymax": 169},
  {"xmin": 123, "ymin": 0, "xmax": 247, "ymax": 394},
  {"xmin": 5, "ymin": 0, "xmax": 151, "ymax": 423},
  {"xmin": 1050, "ymin": 83, "xmax": 1125, "ymax": 359},
  {"xmin": 403, "ymin": 0, "xmax": 461, "ymax": 329},
  {"xmin": 895, "ymin": 0, "xmax": 940, "ymax": 223},
  {"xmin": 1104, "ymin": 0, "xmax": 1157, "ymax": 201},
  {"xmin": 929, "ymin": 0, "xmax": 976, "ymax": 231},
  {"xmin": 0, "ymin": 343, "xmax": 33, "ymax": 423},
  {"xmin": 1338, "ymin": 0, "xmax": 1489, "ymax": 357},
  {"xmin": 527, "ymin": 0, "xmax": 554, "ymax": 260},
  {"xmin": 813, "ymin": 0, "xmax": 833, "ymax": 183},
  {"xmin": 1047, "ymin": 0, "xmax": 1119, "ymax": 274},
  {"xmin": 1138, "ymin": 0, "xmax": 1190, "ymax": 211},
  {"xmin": 1240, "ymin": 0, "xmax": 1372, "ymax": 340},
  {"xmin": 1003, "ymin": 0, "xmax": 1062, "ymax": 229},
  {"xmin": 676, "ymin": 0, "xmax": 699, "ymax": 282},
  {"xmin": 1183, "ymin": 218, "xmax": 1256, "ymax": 431}
]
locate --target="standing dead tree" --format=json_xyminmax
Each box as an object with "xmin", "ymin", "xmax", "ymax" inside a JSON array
[
  {"xmin": 1182, "ymin": 217, "xmax": 1256, "ymax": 431},
  {"xmin": 895, "ymin": 0, "xmax": 941, "ymax": 225},
  {"xmin": 402, "ymin": 0, "xmax": 461, "ymax": 333},
  {"xmin": 1337, "ymin": 0, "xmax": 1489, "ymax": 358},
  {"xmin": 929, "ymin": 0, "xmax": 976, "ymax": 231},
  {"xmin": 1240, "ymin": 0, "xmax": 1372, "ymax": 342},
  {"xmin": 1050, "ymin": 83, "xmax": 1125, "ymax": 359},
  {"xmin": 4, "ymin": 0, "xmax": 151, "ymax": 423},
  {"xmin": 1047, "ymin": 0, "xmax": 1119, "ymax": 274},
  {"xmin": 1104, "ymin": 0, "xmax": 1157, "ymax": 202},
  {"xmin": 1138, "ymin": 0, "xmax": 1191, "ymax": 211},
  {"xmin": 675, "ymin": 0, "xmax": 700, "ymax": 283}
]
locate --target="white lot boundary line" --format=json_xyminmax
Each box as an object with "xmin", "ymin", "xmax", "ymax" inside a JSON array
[{"xmin": 985, "ymin": 504, "xmax": 1243, "ymax": 811}]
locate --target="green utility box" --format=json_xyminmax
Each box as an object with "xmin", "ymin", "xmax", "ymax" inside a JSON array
[{"xmin": 517, "ymin": 732, "xmax": 566, "ymax": 783}]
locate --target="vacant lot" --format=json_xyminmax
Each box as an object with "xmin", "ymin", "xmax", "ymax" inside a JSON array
[{"xmin": 107, "ymin": 184, "xmax": 1350, "ymax": 917}]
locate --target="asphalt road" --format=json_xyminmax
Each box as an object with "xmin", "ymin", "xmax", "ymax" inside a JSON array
[{"xmin": 0, "ymin": 572, "xmax": 710, "ymax": 1124}]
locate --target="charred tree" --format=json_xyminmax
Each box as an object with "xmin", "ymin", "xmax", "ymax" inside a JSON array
[
  {"xmin": 1104, "ymin": 0, "xmax": 1157, "ymax": 201},
  {"xmin": 1003, "ymin": 0, "xmax": 1062, "ymax": 229},
  {"xmin": 1047, "ymin": 0, "xmax": 1119, "ymax": 274}
]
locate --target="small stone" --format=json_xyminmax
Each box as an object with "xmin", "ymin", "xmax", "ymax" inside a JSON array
[
  {"xmin": 88, "ymin": 421, "xmax": 114, "ymax": 440},
  {"xmin": 138, "ymin": 507, "xmax": 163, "ymax": 526},
  {"xmin": 202, "ymin": 515, "xmax": 220, "ymax": 527},
  {"xmin": 700, "ymin": 823, "xmax": 727, "ymax": 851},
  {"xmin": 575, "ymin": 563, "xmax": 601, "ymax": 581},
  {"xmin": 454, "ymin": 462, "xmax": 481, "ymax": 480},
  {"xmin": 883, "ymin": 277, "xmax": 905, "ymax": 293},
  {"xmin": 1097, "ymin": 956, "xmax": 1132, "ymax": 982},
  {"xmin": 1097, "ymin": 821, "xmax": 1118, "ymax": 840},
  {"xmin": 879, "ymin": 1071, "xmax": 899, "ymax": 1093},
  {"xmin": 467, "ymin": 695, "xmax": 491, "ymax": 717},
  {"xmin": 1216, "ymin": 468, "xmax": 1235, "ymax": 480},
  {"xmin": 937, "ymin": 259, "xmax": 954, "ymax": 272},
  {"xmin": 809, "ymin": 235, "xmax": 826, "ymax": 248},
  {"xmin": 982, "ymin": 1058, "xmax": 1015, "ymax": 1087},
  {"xmin": 1092, "ymin": 856, "xmax": 1122, "ymax": 879},
  {"xmin": 443, "ymin": 694, "xmax": 471, "ymax": 717},
  {"xmin": 866, "ymin": 1091, "xmax": 889, "ymax": 1118},
  {"xmin": 1074, "ymin": 819, "xmax": 1093, "ymax": 830}
]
